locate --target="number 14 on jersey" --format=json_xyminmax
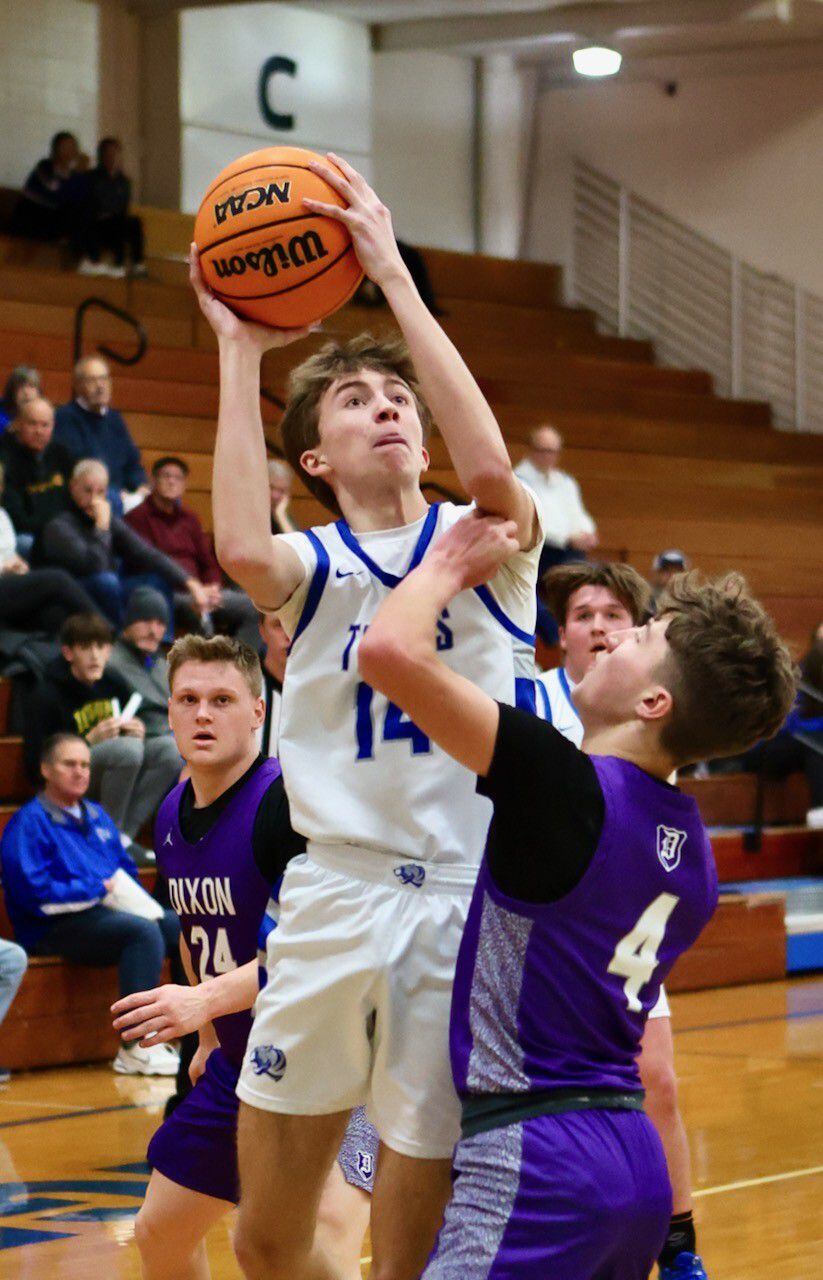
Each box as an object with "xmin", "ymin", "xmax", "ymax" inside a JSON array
[{"xmin": 355, "ymin": 682, "xmax": 431, "ymax": 761}]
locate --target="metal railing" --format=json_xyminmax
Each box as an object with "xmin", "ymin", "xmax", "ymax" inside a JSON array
[
  {"xmin": 571, "ymin": 159, "xmax": 823, "ymax": 433},
  {"xmin": 73, "ymin": 297, "xmax": 147, "ymax": 367}
]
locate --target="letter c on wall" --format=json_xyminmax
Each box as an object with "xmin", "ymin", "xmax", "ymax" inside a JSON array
[{"xmin": 258, "ymin": 55, "xmax": 297, "ymax": 131}]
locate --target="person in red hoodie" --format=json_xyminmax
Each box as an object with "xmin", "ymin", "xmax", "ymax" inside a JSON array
[{"xmin": 125, "ymin": 456, "xmax": 258, "ymax": 645}]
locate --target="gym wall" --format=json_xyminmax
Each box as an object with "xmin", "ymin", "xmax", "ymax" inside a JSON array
[{"xmin": 527, "ymin": 61, "xmax": 823, "ymax": 295}]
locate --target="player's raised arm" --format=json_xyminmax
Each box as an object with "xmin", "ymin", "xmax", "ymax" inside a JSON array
[
  {"xmin": 304, "ymin": 157, "xmax": 537, "ymax": 549},
  {"xmin": 189, "ymin": 246, "xmax": 310, "ymax": 611},
  {"xmin": 358, "ymin": 511, "xmax": 518, "ymax": 776}
]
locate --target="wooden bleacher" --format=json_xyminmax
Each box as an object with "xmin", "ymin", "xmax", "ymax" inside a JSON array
[{"xmin": 0, "ymin": 207, "xmax": 821, "ymax": 1065}]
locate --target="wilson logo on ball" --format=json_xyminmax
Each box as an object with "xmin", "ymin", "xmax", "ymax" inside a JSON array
[
  {"xmin": 212, "ymin": 230, "xmax": 329, "ymax": 280},
  {"xmin": 213, "ymin": 180, "xmax": 292, "ymax": 226},
  {"xmin": 196, "ymin": 145, "xmax": 364, "ymax": 326}
]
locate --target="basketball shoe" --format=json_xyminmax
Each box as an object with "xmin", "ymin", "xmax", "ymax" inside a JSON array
[{"xmin": 113, "ymin": 1041, "xmax": 179, "ymax": 1076}]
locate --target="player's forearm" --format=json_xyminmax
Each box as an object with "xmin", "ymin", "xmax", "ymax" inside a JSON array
[
  {"xmin": 381, "ymin": 271, "xmax": 516, "ymax": 510},
  {"xmin": 212, "ymin": 341, "xmax": 275, "ymax": 580},
  {"xmin": 361, "ymin": 556, "xmax": 455, "ymax": 698},
  {"xmin": 199, "ymin": 959, "xmax": 260, "ymax": 1021}
]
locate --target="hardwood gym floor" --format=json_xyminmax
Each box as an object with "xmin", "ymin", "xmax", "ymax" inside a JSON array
[{"xmin": 0, "ymin": 977, "xmax": 819, "ymax": 1279}]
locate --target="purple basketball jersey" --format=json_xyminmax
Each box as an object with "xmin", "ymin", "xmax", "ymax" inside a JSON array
[
  {"xmin": 155, "ymin": 759, "xmax": 280, "ymax": 1066},
  {"xmin": 451, "ymin": 756, "xmax": 718, "ymax": 1098}
]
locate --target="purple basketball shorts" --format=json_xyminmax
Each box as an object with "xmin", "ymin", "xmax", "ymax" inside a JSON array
[
  {"xmin": 423, "ymin": 1108, "xmax": 672, "ymax": 1280},
  {"xmin": 148, "ymin": 1049, "xmax": 379, "ymax": 1203}
]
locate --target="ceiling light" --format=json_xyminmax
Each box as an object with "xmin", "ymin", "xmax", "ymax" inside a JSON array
[{"xmin": 573, "ymin": 46, "xmax": 622, "ymax": 78}]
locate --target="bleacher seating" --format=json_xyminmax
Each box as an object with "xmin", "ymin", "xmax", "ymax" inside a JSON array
[{"xmin": 0, "ymin": 206, "xmax": 821, "ymax": 1066}]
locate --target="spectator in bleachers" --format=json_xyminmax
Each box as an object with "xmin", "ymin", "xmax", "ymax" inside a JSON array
[
  {"xmin": 25, "ymin": 614, "xmax": 181, "ymax": 848},
  {"xmin": 11, "ymin": 132, "xmax": 86, "ymax": 247},
  {"xmin": 0, "ymin": 939, "xmax": 27, "ymax": 1082},
  {"xmin": 0, "ymin": 461, "xmax": 100, "ymax": 632},
  {"xmin": 514, "ymin": 425, "xmax": 598, "ymax": 570},
  {"xmin": 54, "ymin": 357, "xmax": 148, "ymax": 515},
  {"xmin": 514, "ymin": 425, "xmax": 599, "ymax": 645},
  {"xmin": 0, "ymin": 366, "xmax": 43, "ymax": 436},
  {"xmin": 650, "ymin": 549, "xmax": 690, "ymax": 611},
  {"xmin": 36, "ymin": 458, "xmax": 202, "ymax": 628},
  {"xmin": 76, "ymin": 138, "xmax": 147, "ymax": 279},
  {"xmin": 798, "ymin": 621, "xmax": 823, "ymax": 828},
  {"xmin": 712, "ymin": 622, "xmax": 823, "ymax": 827},
  {"xmin": 107, "ymin": 588, "xmax": 173, "ymax": 740},
  {"xmin": 0, "ymin": 732, "xmax": 179, "ymax": 1076},
  {"xmin": 268, "ymin": 457, "xmax": 298, "ymax": 534},
  {"xmin": 0, "ymin": 397, "xmax": 73, "ymax": 553},
  {"xmin": 126, "ymin": 455, "xmax": 259, "ymax": 645},
  {"xmin": 258, "ymin": 611, "xmax": 289, "ymax": 757}
]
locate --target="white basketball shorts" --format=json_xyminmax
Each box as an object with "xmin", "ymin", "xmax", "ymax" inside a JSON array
[
  {"xmin": 237, "ymin": 845, "xmax": 476, "ymax": 1160},
  {"xmin": 648, "ymin": 985, "xmax": 671, "ymax": 1020}
]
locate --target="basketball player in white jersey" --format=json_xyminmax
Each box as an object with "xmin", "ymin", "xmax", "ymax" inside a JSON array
[
  {"xmin": 191, "ymin": 154, "xmax": 542, "ymax": 1280},
  {"xmin": 536, "ymin": 561, "xmax": 710, "ymax": 1279}
]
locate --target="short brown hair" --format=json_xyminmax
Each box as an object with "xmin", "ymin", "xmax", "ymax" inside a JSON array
[
  {"xmin": 542, "ymin": 562, "xmax": 652, "ymax": 628},
  {"xmin": 167, "ymin": 634, "xmax": 263, "ymax": 699},
  {"xmin": 279, "ymin": 333, "xmax": 433, "ymax": 515},
  {"xmin": 657, "ymin": 573, "xmax": 797, "ymax": 765},
  {"xmin": 41, "ymin": 732, "xmax": 88, "ymax": 766},
  {"xmin": 60, "ymin": 613, "xmax": 113, "ymax": 648}
]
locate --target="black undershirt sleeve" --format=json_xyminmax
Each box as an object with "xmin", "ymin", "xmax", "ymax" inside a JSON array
[
  {"xmin": 477, "ymin": 702, "xmax": 606, "ymax": 904},
  {"xmin": 177, "ymin": 756, "xmax": 305, "ymax": 886},
  {"xmin": 251, "ymin": 778, "xmax": 306, "ymax": 883}
]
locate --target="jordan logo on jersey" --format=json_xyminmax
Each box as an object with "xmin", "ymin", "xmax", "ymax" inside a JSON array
[
  {"xmin": 394, "ymin": 863, "xmax": 426, "ymax": 888},
  {"xmin": 163, "ymin": 831, "xmax": 173, "ymax": 847},
  {"xmin": 656, "ymin": 825, "xmax": 686, "ymax": 872},
  {"xmin": 250, "ymin": 1044, "xmax": 287, "ymax": 1080}
]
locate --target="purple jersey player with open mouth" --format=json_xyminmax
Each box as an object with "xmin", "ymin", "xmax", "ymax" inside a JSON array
[
  {"xmin": 112, "ymin": 634, "xmax": 376, "ymax": 1280},
  {"xmin": 358, "ymin": 510, "xmax": 795, "ymax": 1280}
]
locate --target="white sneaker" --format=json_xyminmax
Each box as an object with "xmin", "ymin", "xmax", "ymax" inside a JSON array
[
  {"xmin": 108, "ymin": 264, "xmax": 127, "ymax": 279},
  {"xmin": 113, "ymin": 1041, "xmax": 179, "ymax": 1076},
  {"xmin": 806, "ymin": 806, "xmax": 823, "ymax": 830},
  {"xmin": 77, "ymin": 258, "xmax": 105, "ymax": 276}
]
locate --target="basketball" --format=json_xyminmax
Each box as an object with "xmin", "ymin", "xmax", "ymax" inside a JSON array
[{"xmin": 194, "ymin": 145, "xmax": 364, "ymax": 329}]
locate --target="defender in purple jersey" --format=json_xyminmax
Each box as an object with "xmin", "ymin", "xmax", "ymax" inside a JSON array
[
  {"xmin": 539, "ymin": 560, "xmax": 710, "ymax": 1279},
  {"xmin": 359, "ymin": 511, "xmax": 796, "ymax": 1280},
  {"xmin": 111, "ymin": 636, "xmax": 376, "ymax": 1280}
]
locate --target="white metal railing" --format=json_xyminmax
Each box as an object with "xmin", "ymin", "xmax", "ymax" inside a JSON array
[{"xmin": 571, "ymin": 159, "xmax": 823, "ymax": 433}]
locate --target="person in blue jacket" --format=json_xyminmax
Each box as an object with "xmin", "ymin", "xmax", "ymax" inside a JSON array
[
  {"xmin": 54, "ymin": 356, "xmax": 148, "ymax": 516},
  {"xmin": 0, "ymin": 732, "xmax": 179, "ymax": 1076}
]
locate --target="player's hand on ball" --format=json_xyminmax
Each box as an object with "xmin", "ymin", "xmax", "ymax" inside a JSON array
[
  {"xmin": 432, "ymin": 510, "xmax": 521, "ymax": 591},
  {"xmin": 189, "ymin": 244, "xmax": 313, "ymax": 352},
  {"xmin": 304, "ymin": 154, "xmax": 407, "ymax": 288},
  {"xmin": 111, "ymin": 982, "xmax": 210, "ymax": 1046}
]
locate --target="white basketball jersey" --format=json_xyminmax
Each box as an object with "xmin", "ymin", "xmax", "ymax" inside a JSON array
[
  {"xmin": 534, "ymin": 666, "xmax": 583, "ymax": 747},
  {"xmin": 275, "ymin": 501, "xmax": 540, "ymax": 867}
]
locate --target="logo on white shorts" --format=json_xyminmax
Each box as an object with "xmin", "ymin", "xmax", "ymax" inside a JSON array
[
  {"xmin": 356, "ymin": 1150, "xmax": 374, "ymax": 1182},
  {"xmin": 250, "ymin": 1044, "xmax": 287, "ymax": 1080},
  {"xmin": 393, "ymin": 863, "xmax": 426, "ymax": 888},
  {"xmin": 656, "ymin": 825, "xmax": 686, "ymax": 872}
]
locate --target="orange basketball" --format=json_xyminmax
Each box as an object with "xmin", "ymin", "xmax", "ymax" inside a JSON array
[{"xmin": 194, "ymin": 146, "xmax": 364, "ymax": 329}]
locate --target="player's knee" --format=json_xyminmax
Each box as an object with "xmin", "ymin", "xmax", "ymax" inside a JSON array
[
  {"xmin": 133, "ymin": 1203, "xmax": 168, "ymax": 1262},
  {"xmin": 233, "ymin": 1216, "xmax": 300, "ymax": 1280},
  {"xmin": 315, "ymin": 1198, "xmax": 362, "ymax": 1270}
]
